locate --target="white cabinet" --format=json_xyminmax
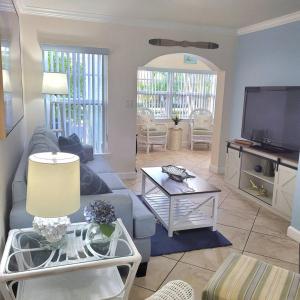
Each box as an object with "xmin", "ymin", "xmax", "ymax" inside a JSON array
[
  {"xmin": 224, "ymin": 142, "xmax": 298, "ymax": 221},
  {"xmin": 273, "ymin": 165, "xmax": 297, "ymax": 219},
  {"xmin": 225, "ymin": 148, "xmax": 241, "ymax": 188}
]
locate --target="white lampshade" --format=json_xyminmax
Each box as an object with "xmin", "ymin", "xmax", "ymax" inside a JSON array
[
  {"xmin": 2, "ymin": 70, "xmax": 12, "ymax": 92},
  {"xmin": 42, "ymin": 72, "xmax": 68, "ymax": 95},
  {"xmin": 26, "ymin": 152, "xmax": 80, "ymax": 218}
]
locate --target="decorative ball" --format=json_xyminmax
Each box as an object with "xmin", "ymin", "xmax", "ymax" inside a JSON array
[{"xmin": 254, "ymin": 165, "xmax": 262, "ymax": 173}]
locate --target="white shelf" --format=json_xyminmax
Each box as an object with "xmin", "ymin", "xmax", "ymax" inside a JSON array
[
  {"xmin": 17, "ymin": 267, "xmax": 125, "ymax": 300},
  {"xmin": 242, "ymin": 169, "xmax": 275, "ymax": 185},
  {"xmin": 143, "ymin": 194, "xmax": 214, "ymax": 231},
  {"xmin": 242, "ymin": 188, "xmax": 272, "ymax": 206}
]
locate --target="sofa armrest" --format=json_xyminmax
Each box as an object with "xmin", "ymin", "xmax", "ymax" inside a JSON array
[
  {"xmin": 102, "ymin": 193, "xmax": 133, "ymax": 235},
  {"xmin": 82, "ymin": 144, "xmax": 94, "ymax": 161},
  {"xmin": 113, "ymin": 190, "xmax": 156, "ymax": 239}
]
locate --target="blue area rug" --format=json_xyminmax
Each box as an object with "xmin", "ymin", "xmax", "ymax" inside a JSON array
[
  {"xmin": 137, "ymin": 194, "xmax": 232, "ymax": 255},
  {"xmin": 151, "ymin": 223, "xmax": 232, "ymax": 256}
]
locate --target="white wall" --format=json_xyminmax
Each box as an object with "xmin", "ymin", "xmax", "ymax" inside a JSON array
[
  {"xmin": 20, "ymin": 15, "xmax": 237, "ymax": 174},
  {"xmin": 145, "ymin": 53, "xmax": 211, "ymax": 71},
  {"xmin": 0, "ymin": 121, "xmax": 25, "ymax": 252}
]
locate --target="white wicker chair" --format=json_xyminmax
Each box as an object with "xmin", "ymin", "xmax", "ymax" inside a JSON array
[
  {"xmin": 189, "ymin": 109, "xmax": 213, "ymax": 150},
  {"xmin": 137, "ymin": 108, "xmax": 168, "ymax": 154},
  {"xmin": 146, "ymin": 280, "xmax": 194, "ymax": 300}
]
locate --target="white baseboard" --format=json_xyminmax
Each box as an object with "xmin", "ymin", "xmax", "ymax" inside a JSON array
[
  {"xmin": 118, "ymin": 172, "xmax": 137, "ymax": 180},
  {"xmin": 209, "ymin": 164, "xmax": 225, "ymax": 174},
  {"xmin": 287, "ymin": 226, "xmax": 300, "ymax": 243}
]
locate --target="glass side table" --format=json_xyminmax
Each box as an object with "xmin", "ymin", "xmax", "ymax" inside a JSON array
[{"xmin": 0, "ymin": 219, "xmax": 141, "ymax": 300}]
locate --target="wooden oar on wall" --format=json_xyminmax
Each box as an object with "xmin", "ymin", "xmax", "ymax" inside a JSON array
[{"xmin": 149, "ymin": 39, "xmax": 219, "ymax": 49}]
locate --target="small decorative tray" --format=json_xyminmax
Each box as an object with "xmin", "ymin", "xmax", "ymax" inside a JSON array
[{"xmin": 161, "ymin": 165, "xmax": 195, "ymax": 182}]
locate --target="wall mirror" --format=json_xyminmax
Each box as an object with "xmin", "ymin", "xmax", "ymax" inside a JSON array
[{"xmin": 0, "ymin": 0, "xmax": 24, "ymax": 139}]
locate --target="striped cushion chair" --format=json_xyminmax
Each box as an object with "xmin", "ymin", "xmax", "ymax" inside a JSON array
[{"xmin": 202, "ymin": 253, "xmax": 300, "ymax": 300}]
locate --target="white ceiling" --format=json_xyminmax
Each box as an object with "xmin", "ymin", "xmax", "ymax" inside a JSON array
[{"xmin": 18, "ymin": 0, "xmax": 300, "ymax": 29}]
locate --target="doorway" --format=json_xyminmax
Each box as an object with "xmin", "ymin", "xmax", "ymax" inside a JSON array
[{"xmin": 136, "ymin": 53, "xmax": 225, "ymax": 173}]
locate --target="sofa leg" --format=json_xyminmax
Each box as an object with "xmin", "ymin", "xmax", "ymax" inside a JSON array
[{"xmin": 136, "ymin": 262, "xmax": 148, "ymax": 277}]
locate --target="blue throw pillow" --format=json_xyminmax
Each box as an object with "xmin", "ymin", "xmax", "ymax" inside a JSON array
[
  {"xmin": 58, "ymin": 133, "xmax": 87, "ymax": 162},
  {"xmin": 80, "ymin": 164, "xmax": 112, "ymax": 195}
]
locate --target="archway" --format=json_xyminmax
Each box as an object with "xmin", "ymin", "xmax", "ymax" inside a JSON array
[{"xmin": 136, "ymin": 53, "xmax": 225, "ymax": 174}]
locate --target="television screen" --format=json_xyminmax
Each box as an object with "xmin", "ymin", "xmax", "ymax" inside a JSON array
[{"xmin": 242, "ymin": 87, "xmax": 300, "ymax": 152}]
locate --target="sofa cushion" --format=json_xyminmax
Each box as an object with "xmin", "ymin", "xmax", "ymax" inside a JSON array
[
  {"xmin": 82, "ymin": 144, "xmax": 94, "ymax": 161},
  {"xmin": 114, "ymin": 189, "xmax": 156, "ymax": 238},
  {"xmin": 33, "ymin": 127, "xmax": 59, "ymax": 146},
  {"xmin": 140, "ymin": 130, "xmax": 167, "ymax": 136},
  {"xmin": 58, "ymin": 133, "xmax": 88, "ymax": 162},
  {"xmin": 86, "ymin": 155, "xmax": 113, "ymax": 174},
  {"xmin": 28, "ymin": 134, "xmax": 60, "ymax": 155},
  {"xmin": 80, "ymin": 164, "xmax": 112, "ymax": 195},
  {"xmin": 193, "ymin": 128, "xmax": 213, "ymax": 136},
  {"xmin": 26, "ymin": 134, "xmax": 60, "ymax": 180},
  {"xmin": 12, "ymin": 150, "xmax": 28, "ymax": 203},
  {"xmin": 98, "ymin": 173, "xmax": 126, "ymax": 190}
]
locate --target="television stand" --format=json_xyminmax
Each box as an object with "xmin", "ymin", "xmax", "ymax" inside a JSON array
[
  {"xmin": 225, "ymin": 140, "xmax": 298, "ymax": 221},
  {"xmin": 250, "ymin": 144, "xmax": 292, "ymax": 154}
]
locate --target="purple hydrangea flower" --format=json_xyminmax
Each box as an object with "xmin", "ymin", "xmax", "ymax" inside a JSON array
[{"xmin": 84, "ymin": 200, "xmax": 116, "ymax": 224}]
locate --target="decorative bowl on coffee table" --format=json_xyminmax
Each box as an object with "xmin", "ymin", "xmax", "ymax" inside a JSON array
[{"xmin": 161, "ymin": 165, "xmax": 195, "ymax": 182}]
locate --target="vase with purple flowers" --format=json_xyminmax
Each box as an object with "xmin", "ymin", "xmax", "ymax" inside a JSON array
[{"xmin": 84, "ymin": 200, "xmax": 117, "ymax": 252}]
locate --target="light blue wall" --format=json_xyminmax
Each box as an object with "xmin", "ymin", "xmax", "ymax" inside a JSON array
[
  {"xmin": 229, "ymin": 21, "xmax": 300, "ymax": 229},
  {"xmin": 230, "ymin": 21, "xmax": 300, "ymax": 138}
]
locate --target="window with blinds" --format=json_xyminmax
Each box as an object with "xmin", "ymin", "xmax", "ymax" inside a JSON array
[
  {"xmin": 137, "ymin": 69, "xmax": 217, "ymax": 119},
  {"xmin": 42, "ymin": 45, "xmax": 108, "ymax": 153}
]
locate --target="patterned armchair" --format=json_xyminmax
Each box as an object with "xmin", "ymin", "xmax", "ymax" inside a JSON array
[
  {"xmin": 189, "ymin": 109, "xmax": 213, "ymax": 150},
  {"xmin": 137, "ymin": 108, "xmax": 168, "ymax": 154}
]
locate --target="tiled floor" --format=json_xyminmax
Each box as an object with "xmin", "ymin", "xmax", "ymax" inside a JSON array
[{"xmin": 125, "ymin": 148, "xmax": 298, "ymax": 300}]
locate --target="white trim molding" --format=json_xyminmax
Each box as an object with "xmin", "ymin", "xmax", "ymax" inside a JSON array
[
  {"xmin": 238, "ymin": 10, "xmax": 300, "ymax": 35},
  {"xmin": 287, "ymin": 225, "xmax": 300, "ymax": 243},
  {"xmin": 15, "ymin": 0, "xmax": 300, "ymax": 36},
  {"xmin": 14, "ymin": 0, "xmax": 235, "ymax": 35}
]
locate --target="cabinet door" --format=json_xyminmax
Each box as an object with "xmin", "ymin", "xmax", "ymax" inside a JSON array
[
  {"xmin": 273, "ymin": 165, "xmax": 297, "ymax": 219},
  {"xmin": 225, "ymin": 148, "xmax": 241, "ymax": 188}
]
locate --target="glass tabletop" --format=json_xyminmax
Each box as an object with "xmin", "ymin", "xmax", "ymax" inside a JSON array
[{"xmin": 4, "ymin": 220, "xmax": 133, "ymax": 274}]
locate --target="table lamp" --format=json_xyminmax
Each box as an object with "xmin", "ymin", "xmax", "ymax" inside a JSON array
[
  {"xmin": 42, "ymin": 72, "xmax": 68, "ymax": 95},
  {"xmin": 2, "ymin": 70, "xmax": 12, "ymax": 93},
  {"xmin": 26, "ymin": 152, "xmax": 80, "ymax": 248},
  {"xmin": 42, "ymin": 72, "xmax": 68, "ymax": 135}
]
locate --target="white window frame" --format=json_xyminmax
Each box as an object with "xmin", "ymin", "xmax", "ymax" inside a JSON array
[
  {"xmin": 42, "ymin": 44, "xmax": 109, "ymax": 154},
  {"xmin": 137, "ymin": 67, "xmax": 217, "ymax": 120}
]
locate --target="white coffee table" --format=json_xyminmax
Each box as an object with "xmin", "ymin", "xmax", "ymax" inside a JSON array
[
  {"xmin": 0, "ymin": 219, "xmax": 141, "ymax": 300},
  {"xmin": 141, "ymin": 167, "xmax": 221, "ymax": 237}
]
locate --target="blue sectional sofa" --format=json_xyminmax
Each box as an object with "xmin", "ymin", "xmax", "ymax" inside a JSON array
[{"xmin": 10, "ymin": 127, "xmax": 155, "ymax": 276}]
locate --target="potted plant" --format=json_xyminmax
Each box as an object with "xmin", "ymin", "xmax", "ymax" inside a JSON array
[
  {"xmin": 172, "ymin": 114, "xmax": 181, "ymax": 129},
  {"xmin": 84, "ymin": 200, "xmax": 117, "ymax": 250}
]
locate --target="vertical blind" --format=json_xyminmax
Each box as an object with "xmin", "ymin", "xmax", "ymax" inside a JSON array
[
  {"xmin": 137, "ymin": 68, "xmax": 217, "ymax": 119},
  {"xmin": 42, "ymin": 45, "xmax": 109, "ymax": 153}
]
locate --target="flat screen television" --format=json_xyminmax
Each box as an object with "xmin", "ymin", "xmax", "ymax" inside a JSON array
[{"xmin": 241, "ymin": 86, "xmax": 300, "ymax": 152}]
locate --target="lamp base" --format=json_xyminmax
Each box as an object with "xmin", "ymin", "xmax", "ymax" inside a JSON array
[{"xmin": 32, "ymin": 216, "xmax": 70, "ymax": 248}]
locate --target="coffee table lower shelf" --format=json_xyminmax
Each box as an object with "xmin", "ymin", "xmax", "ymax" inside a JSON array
[
  {"xmin": 17, "ymin": 266, "xmax": 125, "ymax": 300},
  {"xmin": 143, "ymin": 194, "xmax": 217, "ymax": 237}
]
